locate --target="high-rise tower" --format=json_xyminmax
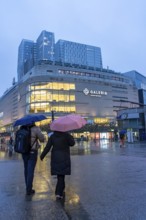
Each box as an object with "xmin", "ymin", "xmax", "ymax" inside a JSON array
[
  {"xmin": 17, "ymin": 30, "xmax": 103, "ymax": 82},
  {"xmin": 55, "ymin": 40, "xmax": 102, "ymax": 68},
  {"xmin": 36, "ymin": 30, "xmax": 55, "ymax": 62},
  {"xmin": 17, "ymin": 40, "xmax": 35, "ymax": 81}
]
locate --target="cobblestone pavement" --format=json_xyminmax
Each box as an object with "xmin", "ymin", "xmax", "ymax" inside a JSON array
[{"xmin": 1, "ymin": 140, "xmax": 146, "ymax": 219}]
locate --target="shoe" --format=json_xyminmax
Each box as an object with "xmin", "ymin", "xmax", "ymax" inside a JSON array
[
  {"xmin": 26, "ymin": 189, "xmax": 35, "ymax": 195},
  {"xmin": 56, "ymin": 195, "xmax": 63, "ymax": 199}
]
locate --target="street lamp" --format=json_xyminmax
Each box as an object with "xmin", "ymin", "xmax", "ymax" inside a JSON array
[
  {"xmin": 51, "ymin": 110, "xmax": 54, "ymax": 121},
  {"xmin": 51, "ymin": 100, "xmax": 56, "ymax": 121}
]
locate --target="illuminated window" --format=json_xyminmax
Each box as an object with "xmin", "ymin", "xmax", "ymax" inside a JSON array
[
  {"xmin": 28, "ymin": 82, "xmax": 76, "ymax": 114},
  {"xmin": 63, "ymin": 84, "xmax": 70, "ymax": 90},
  {"xmin": 70, "ymin": 84, "xmax": 75, "ymax": 89},
  {"xmin": 94, "ymin": 118, "xmax": 109, "ymax": 124},
  {"xmin": 70, "ymin": 95, "xmax": 75, "ymax": 101}
]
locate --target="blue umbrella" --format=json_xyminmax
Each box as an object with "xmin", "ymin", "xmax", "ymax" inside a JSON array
[
  {"xmin": 13, "ymin": 114, "xmax": 47, "ymax": 127},
  {"xmin": 119, "ymin": 130, "xmax": 127, "ymax": 135}
]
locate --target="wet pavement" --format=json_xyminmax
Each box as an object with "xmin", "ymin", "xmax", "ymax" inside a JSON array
[{"xmin": 1, "ymin": 140, "xmax": 146, "ymax": 219}]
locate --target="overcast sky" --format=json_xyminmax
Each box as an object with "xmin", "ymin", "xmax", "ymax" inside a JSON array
[{"xmin": 0, "ymin": 0, "xmax": 146, "ymax": 96}]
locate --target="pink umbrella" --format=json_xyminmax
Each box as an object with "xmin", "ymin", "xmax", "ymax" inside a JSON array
[{"xmin": 50, "ymin": 114, "xmax": 87, "ymax": 132}]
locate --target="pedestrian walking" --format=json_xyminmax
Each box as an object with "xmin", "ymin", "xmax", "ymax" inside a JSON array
[
  {"xmin": 40, "ymin": 131, "xmax": 75, "ymax": 199},
  {"xmin": 9, "ymin": 136, "xmax": 14, "ymax": 151},
  {"xmin": 21, "ymin": 123, "xmax": 45, "ymax": 195},
  {"xmin": 9, "ymin": 136, "xmax": 14, "ymax": 145},
  {"xmin": 119, "ymin": 133, "xmax": 125, "ymax": 147},
  {"xmin": 8, "ymin": 136, "xmax": 14, "ymax": 156}
]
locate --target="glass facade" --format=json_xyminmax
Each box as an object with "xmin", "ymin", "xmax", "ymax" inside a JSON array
[
  {"xmin": 55, "ymin": 40, "xmax": 102, "ymax": 68},
  {"xmin": 26, "ymin": 82, "xmax": 76, "ymax": 114},
  {"xmin": 124, "ymin": 71, "xmax": 146, "ymax": 106},
  {"xmin": 36, "ymin": 30, "xmax": 55, "ymax": 62},
  {"xmin": 124, "ymin": 70, "xmax": 146, "ymax": 90},
  {"xmin": 143, "ymin": 91, "xmax": 146, "ymax": 104},
  {"xmin": 17, "ymin": 40, "xmax": 35, "ymax": 81},
  {"xmin": 17, "ymin": 30, "xmax": 103, "ymax": 82}
]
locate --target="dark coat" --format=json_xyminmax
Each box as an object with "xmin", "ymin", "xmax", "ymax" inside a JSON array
[{"xmin": 40, "ymin": 131, "xmax": 75, "ymax": 175}]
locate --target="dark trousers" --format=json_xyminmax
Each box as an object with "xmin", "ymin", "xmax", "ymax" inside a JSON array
[
  {"xmin": 55, "ymin": 175, "xmax": 65, "ymax": 196},
  {"xmin": 22, "ymin": 151, "xmax": 37, "ymax": 192}
]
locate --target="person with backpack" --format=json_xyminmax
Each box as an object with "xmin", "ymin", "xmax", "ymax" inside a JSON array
[
  {"xmin": 40, "ymin": 131, "xmax": 75, "ymax": 200},
  {"xmin": 15, "ymin": 122, "xmax": 45, "ymax": 195}
]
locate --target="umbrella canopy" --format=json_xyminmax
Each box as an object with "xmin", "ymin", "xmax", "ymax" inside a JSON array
[
  {"xmin": 13, "ymin": 114, "xmax": 47, "ymax": 127},
  {"xmin": 50, "ymin": 114, "xmax": 87, "ymax": 132},
  {"xmin": 119, "ymin": 130, "xmax": 127, "ymax": 135}
]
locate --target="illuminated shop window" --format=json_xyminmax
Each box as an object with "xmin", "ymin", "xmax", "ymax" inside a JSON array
[
  {"xmin": 52, "ymin": 94, "xmax": 58, "ymax": 102},
  {"xmin": 70, "ymin": 95, "xmax": 75, "ymax": 101},
  {"xmin": 27, "ymin": 82, "xmax": 76, "ymax": 114},
  {"xmin": 94, "ymin": 118, "xmax": 109, "ymax": 124},
  {"xmin": 29, "ymin": 92, "xmax": 76, "ymax": 103},
  {"xmin": 29, "ymin": 82, "xmax": 75, "ymax": 91},
  {"xmin": 63, "ymin": 84, "xmax": 70, "ymax": 90},
  {"xmin": 70, "ymin": 84, "xmax": 75, "ymax": 90},
  {"xmin": 64, "ymin": 95, "xmax": 70, "ymax": 102},
  {"xmin": 59, "ymin": 95, "xmax": 65, "ymax": 101},
  {"xmin": 29, "ymin": 103, "xmax": 76, "ymax": 114}
]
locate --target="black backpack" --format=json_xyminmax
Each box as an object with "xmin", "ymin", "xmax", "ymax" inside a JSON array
[{"xmin": 14, "ymin": 126, "xmax": 31, "ymax": 154}]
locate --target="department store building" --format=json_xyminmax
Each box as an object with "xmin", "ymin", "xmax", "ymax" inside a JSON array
[
  {"xmin": 0, "ymin": 30, "xmax": 140, "ymax": 137},
  {"xmin": 0, "ymin": 62, "xmax": 139, "ymax": 136}
]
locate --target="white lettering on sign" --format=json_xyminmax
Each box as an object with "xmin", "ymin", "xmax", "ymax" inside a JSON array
[{"xmin": 83, "ymin": 88, "xmax": 107, "ymax": 97}]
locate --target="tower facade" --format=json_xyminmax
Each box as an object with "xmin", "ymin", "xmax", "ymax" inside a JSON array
[
  {"xmin": 17, "ymin": 40, "xmax": 35, "ymax": 81},
  {"xmin": 17, "ymin": 30, "xmax": 102, "ymax": 81},
  {"xmin": 55, "ymin": 40, "xmax": 102, "ymax": 68},
  {"xmin": 36, "ymin": 30, "xmax": 55, "ymax": 62}
]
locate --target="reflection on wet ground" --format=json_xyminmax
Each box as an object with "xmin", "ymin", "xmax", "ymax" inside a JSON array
[
  {"xmin": 1, "ymin": 141, "xmax": 146, "ymax": 219},
  {"xmin": 71, "ymin": 139, "xmax": 114, "ymax": 155},
  {"xmin": 1, "ymin": 140, "xmax": 146, "ymax": 160},
  {"xmin": 0, "ymin": 139, "xmax": 117, "ymax": 161},
  {"xmin": 0, "ymin": 142, "xmax": 93, "ymax": 219}
]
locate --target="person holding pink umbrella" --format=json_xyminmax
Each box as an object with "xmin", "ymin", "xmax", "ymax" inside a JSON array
[{"xmin": 40, "ymin": 131, "xmax": 75, "ymax": 199}]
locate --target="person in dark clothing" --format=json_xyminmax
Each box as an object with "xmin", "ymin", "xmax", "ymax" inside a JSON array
[
  {"xmin": 9, "ymin": 136, "xmax": 14, "ymax": 145},
  {"xmin": 119, "ymin": 133, "xmax": 125, "ymax": 147},
  {"xmin": 40, "ymin": 131, "xmax": 75, "ymax": 199},
  {"xmin": 20, "ymin": 123, "xmax": 45, "ymax": 195},
  {"xmin": 8, "ymin": 136, "xmax": 14, "ymax": 156}
]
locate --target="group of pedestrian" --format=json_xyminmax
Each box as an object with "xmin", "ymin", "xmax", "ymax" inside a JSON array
[
  {"xmin": 15, "ymin": 122, "xmax": 75, "ymax": 199},
  {"xmin": 12, "ymin": 120, "xmax": 126, "ymax": 199}
]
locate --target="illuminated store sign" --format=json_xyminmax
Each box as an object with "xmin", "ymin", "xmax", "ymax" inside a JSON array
[{"xmin": 83, "ymin": 88, "xmax": 107, "ymax": 97}]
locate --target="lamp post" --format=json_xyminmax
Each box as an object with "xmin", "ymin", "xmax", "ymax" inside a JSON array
[
  {"xmin": 51, "ymin": 100, "xmax": 56, "ymax": 121},
  {"xmin": 51, "ymin": 110, "xmax": 54, "ymax": 121}
]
